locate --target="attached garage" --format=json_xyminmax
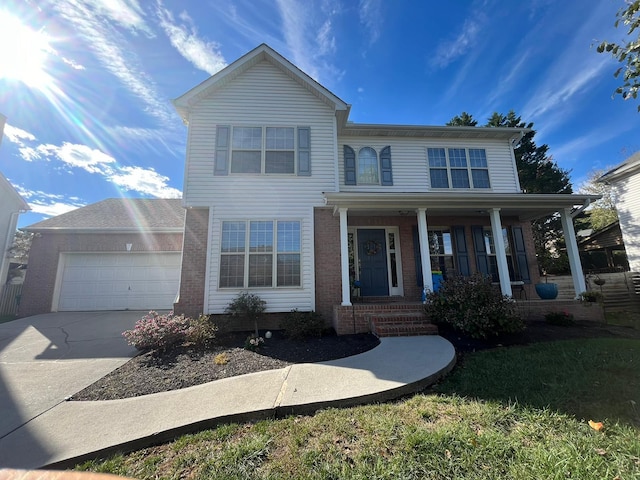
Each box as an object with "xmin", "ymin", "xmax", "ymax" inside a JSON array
[
  {"xmin": 19, "ymin": 198, "xmax": 185, "ymax": 317},
  {"xmin": 55, "ymin": 252, "xmax": 181, "ymax": 311}
]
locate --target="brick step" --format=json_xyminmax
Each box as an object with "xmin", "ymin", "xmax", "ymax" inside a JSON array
[{"xmin": 367, "ymin": 312, "xmax": 438, "ymax": 337}]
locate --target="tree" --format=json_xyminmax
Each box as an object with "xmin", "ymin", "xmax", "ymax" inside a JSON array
[
  {"xmin": 446, "ymin": 112, "xmax": 478, "ymax": 126},
  {"xmin": 577, "ymin": 169, "xmax": 619, "ymax": 231},
  {"xmin": 597, "ymin": 0, "xmax": 640, "ymax": 111},
  {"xmin": 6, "ymin": 230, "xmax": 33, "ymax": 264}
]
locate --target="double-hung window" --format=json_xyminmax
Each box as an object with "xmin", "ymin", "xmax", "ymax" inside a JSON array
[
  {"xmin": 216, "ymin": 125, "xmax": 311, "ymax": 176},
  {"xmin": 428, "ymin": 147, "xmax": 490, "ymax": 189},
  {"xmin": 220, "ymin": 220, "xmax": 301, "ymax": 288},
  {"xmin": 483, "ymin": 227, "xmax": 514, "ymax": 281}
]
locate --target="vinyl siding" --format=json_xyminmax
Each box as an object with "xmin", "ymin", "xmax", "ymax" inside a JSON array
[
  {"xmin": 615, "ymin": 172, "xmax": 640, "ymax": 272},
  {"xmin": 337, "ymin": 137, "xmax": 520, "ymax": 193},
  {"xmin": 182, "ymin": 60, "xmax": 337, "ymax": 314}
]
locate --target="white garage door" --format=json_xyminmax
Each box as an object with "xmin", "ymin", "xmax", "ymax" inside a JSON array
[{"xmin": 56, "ymin": 252, "xmax": 181, "ymax": 311}]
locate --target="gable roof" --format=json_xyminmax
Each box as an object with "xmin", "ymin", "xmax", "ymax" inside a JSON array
[
  {"xmin": 23, "ymin": 198, "xmax": 184, "ymax": 233},
  {"xmin": 599, "ymin": 151, "xmax": 640, "ymax": 184},
  {"xmin": 172, "ymin": 43, "xmax": 350, "ymax": 126},
  {"xmin": 0, "ymin": 171, "xmax": 30, "ymax": 211}
]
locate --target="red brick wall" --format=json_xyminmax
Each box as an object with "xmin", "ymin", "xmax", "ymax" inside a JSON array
[
  {"xmin": 19, "ymin": 231, "xmax": 183, "ymax": 317},
  {"xmin": 174, "ymin": 208, "xmax": 209, "ymax": 318},
  {"xmin": 314, "ymin": 208, "xmax": 342, "ymax": 323}
]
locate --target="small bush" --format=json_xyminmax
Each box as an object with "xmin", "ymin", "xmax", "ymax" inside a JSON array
[
  {"xmin": 579, "ymin": 291, "xmax": 604, "ymax": 303},
  {"xmin": 122, "ymin": 311, "xmax": 191, "ymax": 351},
  {"xmin": 225, "ymin": 292, "xmax": 266, "ymax": 337},
  {"xmin": 544, "ymin": 310, "xmax": 575, "ymax": 326},
  {"xmin": 281, "ymin": 309, "xmax": 325, "ymax": 339},
  {"xmin": 186, "ymin": 314, "xmax": 218, "ymax": 347},
  {"xmin": 244, "ymin": 335, "xmax": 264, "ymax": 351},
  {"xmin": 425, "ymin": 273, "xmax": 524, "ymax": 339}
]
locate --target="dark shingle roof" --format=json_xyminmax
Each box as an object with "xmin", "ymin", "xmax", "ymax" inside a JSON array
[{"xmin": 24, "ymin": 198, "xmax": 185, "ymax": 232}]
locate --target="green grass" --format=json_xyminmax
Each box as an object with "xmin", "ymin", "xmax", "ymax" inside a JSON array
[
  {"xmin": 606, "ymin": 310, "xmax": 640, "ymax": 329},
  {"xmin": 76, "ymin": 338, "xmax": 640, "ymax": 479}
]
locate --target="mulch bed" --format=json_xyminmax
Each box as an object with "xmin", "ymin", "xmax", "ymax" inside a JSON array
[{"xmin": 70, "ymin": 321, "xmax": 640, "ymax": 402}]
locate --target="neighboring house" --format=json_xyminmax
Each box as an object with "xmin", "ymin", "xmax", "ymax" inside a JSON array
[
  {"xmin": 171, "ymin": 44, "xmax": 598, "ymax": 334},
  {"xmin": 578, "ymin": 221, "xmax": 629, "ymax": 272},
  {"xmin": 19, "ymin": 198, "xmax": 184, "ymax": 316},
  {"xmin": 599, "ymin": 152, "xmax": 640, "ymax": 273},
  {"xmin": 0, "ymin": 172, "xmax": 29, "ymax": 285}
]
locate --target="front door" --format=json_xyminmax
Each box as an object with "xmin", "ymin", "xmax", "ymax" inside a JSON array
[{"xmin": 357, "ymin": 229, "xmax": 389, "ymax": 296}]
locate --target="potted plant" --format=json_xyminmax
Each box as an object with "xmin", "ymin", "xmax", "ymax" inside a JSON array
[
  {"xmin": 535, "ymin": 272, "xmax": 558, "ymax": 300},
  {"xmin": 579, "ymin": 291, "xmax": 604, "ymax": 303}
]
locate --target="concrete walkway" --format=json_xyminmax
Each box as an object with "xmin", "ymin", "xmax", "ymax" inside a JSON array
[{"xmin": 0, "ymin": 332, "xmax": 455, "ymax": 470}]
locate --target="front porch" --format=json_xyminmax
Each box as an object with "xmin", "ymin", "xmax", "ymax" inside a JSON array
[{"xmin": 332, "ymin": 298, "xmax": 605, "ymax": 336}]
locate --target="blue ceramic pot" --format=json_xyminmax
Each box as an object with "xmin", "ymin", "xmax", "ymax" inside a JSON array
[{"xmin": 535, "ymin": 283, "xmax": 558, "ymax": 299}]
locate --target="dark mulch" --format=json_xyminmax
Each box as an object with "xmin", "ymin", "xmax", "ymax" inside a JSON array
[
  {"xmin": 70, "ymin": 330, "xmax": 380, "ymax": 401},
  {"xmin": 70, "ymin": 321, "xmax": 640, "ymax": 402}
]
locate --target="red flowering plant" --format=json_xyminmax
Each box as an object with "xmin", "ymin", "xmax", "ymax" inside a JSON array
[{"xmin": 122, "ymin": 310, "xmax": 192, "ymax": 352}]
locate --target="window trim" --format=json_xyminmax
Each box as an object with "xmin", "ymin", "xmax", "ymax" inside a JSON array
[
  {"xmin": 427, "ymin": 147, "xmax": 490, "ymax": 190},
  {"xmin": 219, "ymin": 219, "xmax": 302, "ymax": 289},
  {"xmin": 344, "ymin": 145, "xmax": 393, "ymax": 186}
]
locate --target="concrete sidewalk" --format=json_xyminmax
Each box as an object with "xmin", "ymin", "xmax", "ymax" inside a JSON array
[{"xmin": 0, "ymin": 335, "xmax": 455, "ymax": 469}]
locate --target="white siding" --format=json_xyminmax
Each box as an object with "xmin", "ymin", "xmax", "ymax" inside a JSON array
[
  {"xmin": 183, "ymin": 60, "xmax": 337, "ymax": 314},
  {"xmin": 337, "ymin": 137, "xmax": 520, "ymax": 193},
  {"xmin": 615, "ymin": 172, "xmax": 640, "ymax": 272}
]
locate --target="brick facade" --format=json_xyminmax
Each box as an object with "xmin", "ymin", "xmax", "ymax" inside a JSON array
[
  {"xmin": 173, "ymin": 207, "xmax": 210, "ymax": 318},
  {"xmin": 19, "ymin": 231, "xmax": 183, "ymax": 317},
  {"xmin": 313, "ymin": 208, "xmax": 540, "ymax": 334}
]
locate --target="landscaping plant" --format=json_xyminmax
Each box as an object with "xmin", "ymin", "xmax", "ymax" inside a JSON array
[
  {"xmin": 122, "ymin": 311, "xmax": 192, "ymax": 352},
  {"xmin": 544, "ymin": 310, "xmax": 575, "ymax": 326},
  {"xmin": 280, "ymin": 309, "xmax": 324, "ymax": 339},
  {"xmin": 425, "ymin": 273, "xmax": 524, "ymax": 338},
  {"xmin": 224, "ymin": 292, "xmax": 266, "ymax": 338},
  {"xmin": 186, "ymin": 313, "xmax": 218, "ymax": 347}
]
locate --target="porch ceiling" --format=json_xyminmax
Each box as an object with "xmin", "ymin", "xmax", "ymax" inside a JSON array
[{"xmin": 323, "ymin": 192, "xmax": 601, "ymax": 221}]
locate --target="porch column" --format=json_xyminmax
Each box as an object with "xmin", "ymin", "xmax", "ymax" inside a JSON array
[
  {"xmin": 489, "ymin": 208, "xmax": 513, "ymax": 297},
  {"xmin": 417, "ymin": 208, "xmax": 434, "ymax": 294},
  {"xmin": 560, "ymin": 208, "xmax": 587, "ymax": 297},
  {"xmin": 339, "ymin": 207, "xmax": 352, "ymax": 306}
]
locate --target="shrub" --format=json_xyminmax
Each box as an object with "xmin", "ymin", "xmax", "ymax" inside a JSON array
[
  {"xmin": 425, "ymin": 273, "xmax": 524, "ymax": 339},
  {"xmin": 544, "ymin": 310, "xmax": 575, "ymax": 326},
  {"xmin": 224, "ymin": 292, "xmax": 266, "ymax": 337},
  {"xmin": 244, "ymin": 335, "xmax": 264, "ymax": 351},
  {"xmin": 214, "ymin": 353, "xmax": 229, "ymax": 365},
  {"xmin": 281, "ymin": 309, "xmax": 324, "ymax": 339},
  {"xmin": 579, "ymin": 291, "xmax": 604, "ymax": 303},
  {"xmin": 186, "ymin": 314, "xmax": 218, "ymax": 347},
  {"xmin": 122, "ymin": 311, "xmax": 191, "ymax": 351}
]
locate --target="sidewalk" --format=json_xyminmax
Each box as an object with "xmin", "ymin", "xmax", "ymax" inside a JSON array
[{"xmin": 0, "ymin": 335, "xmax": 455, "ymax": 469}]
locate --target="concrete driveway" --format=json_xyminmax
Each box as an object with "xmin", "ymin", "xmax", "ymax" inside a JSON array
[{"xmin": 0, "ymin": 311, "xmax": 141, "ymax": 441}]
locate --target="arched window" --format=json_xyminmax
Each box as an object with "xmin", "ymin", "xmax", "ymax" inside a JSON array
[{"xmin": 358, "ymin": 147, "xmax": 379, "ymax": 184}]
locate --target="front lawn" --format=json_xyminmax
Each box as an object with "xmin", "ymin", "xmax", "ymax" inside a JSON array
[{"xmin": 77, "ymin": 338, "xmax": 640, "ymax": 479}]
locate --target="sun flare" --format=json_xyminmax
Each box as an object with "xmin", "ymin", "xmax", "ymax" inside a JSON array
[{"xmin": 0, "ymin": 10, "xmax": 52, "ymax": 89}]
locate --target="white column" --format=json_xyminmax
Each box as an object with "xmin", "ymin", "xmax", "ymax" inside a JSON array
[
  {"xmin": 339, "ymin": 207, "xmax": 352, "ymax": 306},
  {"xmin": 560, "ymin": 208, "xmax": 587, "ymax": 297},
  {"xmin": 489, "ymin": 208, "xmax": 513, "ymax": 297},
  {"xmin": 417, "ymin": 208, "xmax": 434, "ymax": 294}
]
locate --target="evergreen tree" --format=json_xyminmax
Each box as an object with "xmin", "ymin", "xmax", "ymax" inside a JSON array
[{"xmin": 446, "ymin": 112, "xmax": 478, "ymax": 126}]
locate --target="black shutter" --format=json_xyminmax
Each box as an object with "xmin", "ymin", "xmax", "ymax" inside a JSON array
[
  {"xmin": 214, "ymin": 125, "xmax": 230, "ymax": 175},
  {"xmin": 380, "ymin": 146, "xmax": 393, "ymax": 185},
  {"xmin": 344, "ymin": 145, "xmax": 356, "ymax": 185},
  {"xmin": 413, "ymin": 226, "xmax": 423, "ymax": 286},
  {"xmin": 297, "ymin": 127, "xmax": 311, "ymax": 176},
  {"xmin": 512, "ymin": 226, "xmax": 531, "ymax": 283},
  {"xmin": 453, "ymin": 226, "xmax": 471, "ymax": 276},
  {"xmin": 472, "ymin": 226, "xmax": 490, "ymax": 277}
]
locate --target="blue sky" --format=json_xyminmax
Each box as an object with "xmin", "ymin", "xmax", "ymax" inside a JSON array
[{"xmin": 1, "ymin": 0, "xmax": 638, "ymax": 228}]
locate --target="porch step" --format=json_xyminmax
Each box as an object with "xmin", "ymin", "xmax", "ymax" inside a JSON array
[{"xmin": 368, "ymin": 311, "xmax": 439, "ymax": 337}]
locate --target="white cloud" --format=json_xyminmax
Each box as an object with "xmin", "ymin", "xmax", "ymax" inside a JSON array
[
  {"xmin": 3, "ymin": 124, "xmax": 36, "ymax": 146},
  {"xmin": 17, "ymin": 142, "xmax": 116, "ymax": 174},
  {"xmin": 62, "ymin": 57, "xmax": 85, "ymax": 70},
  {"xmin": 53, "ymin": 1, "xmax": 175, "ymax": 125},
  {"xmin": 89, "ymin": 0, "xmax": 152, "ymax": 35},
  {"xmin": 156, "ymin": 6, "xmax": 227, "ymax": 75},
  {"xmin": 431, "ymin": 18, "xmax": 482, "ymax": 69},
  {"xmin": 13, "ymin": 186, "xmax": 85, "ymax": 217},
  {"xmin": 29, "ymin": 200, "xmax": 84, "ymax": 217},
  {"xmin": 358, "ymin": 0, "xmax": 382, "ymax": 45},
  {"xmin": 109, "ymin": 166, "xmax": 182, "ymax": 198}
]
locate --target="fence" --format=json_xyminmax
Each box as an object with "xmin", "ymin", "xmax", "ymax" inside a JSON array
[{"xmin": 0, "ymin": 284, "xmax": 22, "ymax": 316}]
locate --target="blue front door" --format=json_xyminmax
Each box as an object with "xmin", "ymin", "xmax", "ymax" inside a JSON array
[{"xmin": 357, "ymin": 229, "xmax": 389, "ymax": 296}]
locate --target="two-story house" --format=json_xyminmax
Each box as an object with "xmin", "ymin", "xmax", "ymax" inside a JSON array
[{"xmin": 172, "ymin": 44, "xmax": 598, "ymax": 334}]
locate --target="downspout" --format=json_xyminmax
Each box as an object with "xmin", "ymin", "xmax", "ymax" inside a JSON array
[{"xmin": 571, "ymin": 198, "xmax": 593, "ymax": 218}]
